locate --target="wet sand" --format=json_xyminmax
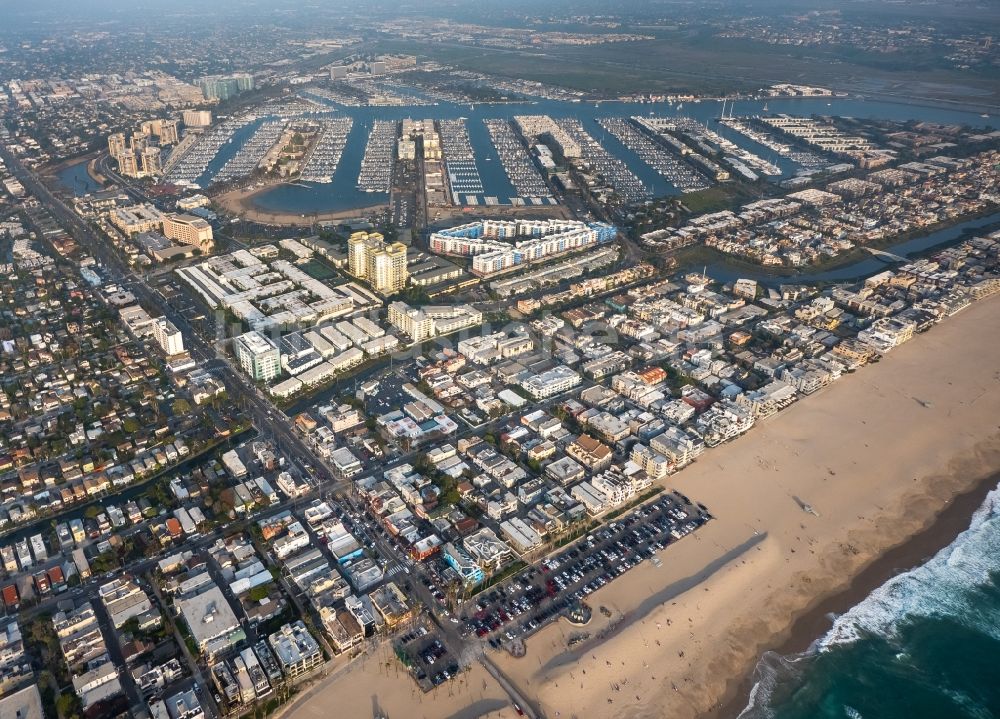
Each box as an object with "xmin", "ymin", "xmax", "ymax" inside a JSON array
[{"xmin": 713, "ymin": 465, "xmax": 1000, "ymax": 719}]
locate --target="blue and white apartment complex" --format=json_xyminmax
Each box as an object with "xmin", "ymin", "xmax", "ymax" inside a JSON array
[{"xmin": 429, "ymin": 219, "xmax": 617, "ymax": 277}]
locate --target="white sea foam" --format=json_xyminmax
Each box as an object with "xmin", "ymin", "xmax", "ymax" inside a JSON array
[
  {"xmin": 737, "ymin": 481, "xmax": 1000, "ymax": 718},
  {"xmin": 736, "ymin": 650, "xmax": 809, "ymax": 719},
  {"xmin": 820, "ymin": 482, "xmax": 1000, "ymax": 649}
]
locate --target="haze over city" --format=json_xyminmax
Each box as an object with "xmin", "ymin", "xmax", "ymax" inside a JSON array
[{"xmin": 0, "ymin": 3, "xmax": 997, "ymax": 719}]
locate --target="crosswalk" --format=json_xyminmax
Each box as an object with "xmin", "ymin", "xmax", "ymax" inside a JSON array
[{"xmin": 385, "ymin": 563, "xmax": 407, "ymax": 578}]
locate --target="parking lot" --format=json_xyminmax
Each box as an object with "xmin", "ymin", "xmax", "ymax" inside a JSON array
[
  {"xmin": 462, "ymin": 491, "xmax": 710, "ymax": 647},
  {"xmin": 396, "ymin": 626, "xmax": 460, "ymax": 691}
]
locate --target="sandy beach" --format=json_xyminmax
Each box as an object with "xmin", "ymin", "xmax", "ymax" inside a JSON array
[
  {"xmin": 212, "ymin": 184, "xmax": 387, "ymax": 225},
  {"xmin": 283, "ymin": 293, "xmax": 1000, "ymax": 719},
  {"xmin": 278, "ymin": 640, "xmax": 517, "ymax": 719},
  {"xmin": 490, "ymin": 292, "xmax": 1000, "ymax": 719}
]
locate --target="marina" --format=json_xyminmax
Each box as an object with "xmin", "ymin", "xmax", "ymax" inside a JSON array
[
  {"xmin": 302, "ymin": 86, "xmax": 364, "ymax": 108},
  {"xmin": 439, "ymin": 119, "xmax": 485, "ymax": 202},
  {"xmin": 212, "ymin": 119, "xmax": 286, "ymax": 185},
  {"xmin": 634, "ymin": 116, "xmax": 731, "ymax": 182},
  {"xmin": 356, "ymin": 119, "xmax": 397, "ymax": 193},
  {"xmin": 166, "ymin": 116, "xmax": 255, "ymax": 186},
  {"xmin": 484, "ymin": 118, "xmax": 552, "ymax": 199},
  {"xmin": 669, "ymin": 116, "xmax": 781, "ymax": 177},
  {"xmin": 597, "ymin": 117, "xmax": 710, "ymax": 193},
  {"xmin": 718, "ymin": 116, "xmax": 829, "ymax": 171},
  {"xmin": 166, "ymin": 97, "xmax": 993, "ymax": 214},
  {"xmin": 554, "ymin": 117, "xmax": 650, "ymax": 203},
  {"xmin": 299, "ymin": 117, "xmax": 354, "ymax": 183}
]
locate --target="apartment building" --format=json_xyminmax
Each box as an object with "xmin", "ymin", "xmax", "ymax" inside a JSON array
[
  {"xmin": 520, "ymin": 365, "xmax": 581, "ymax": 400},
  {"xmin": 176, "ymin": 584, "xmax": 245, "ymax": 659},
  {"xmin": 153, "ymin": 317, "xmax": 185, "ymax": 355},
  {"xmin": 348, "ymin": 231, "xmax": 408, "ymax": 293},
  {"xmin": 110, "ymin": 203, "xmax": 164, "ymax": 235},
  {"xmin": 234, "ymin": 331, "xmax": 281, "ymax": 382},
  {"xmin": 267, "ymin": 621, "xmax": 322, "ymax": 679}
]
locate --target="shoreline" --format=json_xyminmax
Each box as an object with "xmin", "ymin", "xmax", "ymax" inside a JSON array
[
  {"xmin": 491, "ymin": 292, "xmax": 1000, "ymax": 719},
  {"xmin": 212, "ymin": 183, "xmax": 388, "ymax": 225},
  {"xmin": 715, "ymin": 464, "xmax": 1000, "ymax": 719}
]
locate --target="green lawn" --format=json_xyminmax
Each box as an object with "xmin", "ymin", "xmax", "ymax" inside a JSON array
[{"xmin": 301, "ymin": 259, "xmax": 338, "ymax": 280}]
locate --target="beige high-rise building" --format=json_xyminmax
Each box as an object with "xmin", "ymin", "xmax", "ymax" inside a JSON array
[
  {"xmin": 162, "ymin": 213, "xmax": 214, "ymax": 249},
  {"xmin": 347, "ymin": 231, "xmax": 384, "ymax": 279},
  {"xmin": 157, "ymin": 119, "xmax": 180, "ymax": 145},
  {"xmin": 368, "ymin": 242, "xmax": 408, "ymax": 294},
  {"xmin": 108, "ymin": 133, "xmax": 127, "ymax": 159},
  {"xmin": 141, "ymin": 147, "xmax": 162, "ymax": 177},
  {"xmin": 117, "ymin": 149, "xmax": 140, "ymax": 177},
  {"xmin": 347, "ymin": 231, "xmax": 406, "ymax": 293},
  {"xmin": 131, "ymin": 132, "xmax": 148, "ymax": 153}
]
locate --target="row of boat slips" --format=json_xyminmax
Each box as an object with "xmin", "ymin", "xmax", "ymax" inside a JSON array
[
  {"xmin": 357, "ymin": 120, "xmax": 397, "ymax": 193},
  {"xmin": 299, "ymin": 117, "xmax": 354, "ymax": 183}
]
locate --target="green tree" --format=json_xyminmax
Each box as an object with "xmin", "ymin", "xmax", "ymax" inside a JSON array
[
  {"xmin": 248, "ymin": 584, "xmax": 271, "ymax": 602},
  {"xmin": 56, "ymin": 691, "xmax": 81, "ymax": 718}
]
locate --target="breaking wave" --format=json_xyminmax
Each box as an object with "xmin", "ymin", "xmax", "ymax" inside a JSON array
[{"xmin": 738, "ymin": 480, "xmax": 1000, "ymax": 719}]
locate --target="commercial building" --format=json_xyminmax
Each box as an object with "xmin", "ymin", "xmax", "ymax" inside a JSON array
[
  {"xmin": 234, "ymin": 331, "xmax": 282, "ymax": 382},
  {"xmin": 162, "ymin": 213, "xmax": 213, "ymax": 249}
]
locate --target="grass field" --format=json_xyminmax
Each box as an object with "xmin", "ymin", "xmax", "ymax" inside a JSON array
[
  {"xmin": 677, "ymin": 183, "xmax": 767, "ymax": 215},
  {"xmin": 301, "ymin": 259, "xmax": 338, "ymax": 280}
]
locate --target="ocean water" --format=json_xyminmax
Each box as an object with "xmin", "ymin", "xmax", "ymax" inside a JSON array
[{"xmin": 739, "ymin": 482, "xmax": 1000, "ymax": 719}]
